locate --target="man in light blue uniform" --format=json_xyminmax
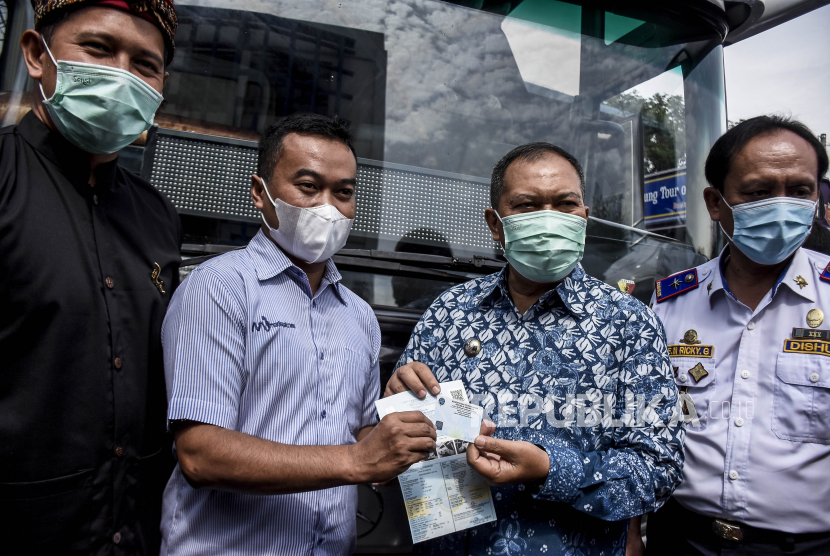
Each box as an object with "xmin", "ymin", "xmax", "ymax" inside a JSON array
[
  {"xmin": 646, "ymin": 116, "xmax": 830, "ymax": 555},
  {"xmin": 160, "ymin": 113, "xmax": 436, "ymax": 555}
]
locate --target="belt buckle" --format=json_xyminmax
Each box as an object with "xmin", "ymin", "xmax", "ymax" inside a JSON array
[{"xmin": 712, "ymin": 519, "xmax": 744, "ymax": 542}]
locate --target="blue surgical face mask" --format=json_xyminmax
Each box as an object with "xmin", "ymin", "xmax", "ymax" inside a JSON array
[
  {"xmin": 719, "ymin": 194, "xmax": 817, "ymax": 265},
  {"xmin": 39, "ymin": 39, "xmax": 163, "ymax": 154},
  {"xmin": 496, "ymin": 209, "xmax": 587, "ymax": 283}
]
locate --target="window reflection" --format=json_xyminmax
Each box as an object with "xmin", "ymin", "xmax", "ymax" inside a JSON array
[{"xmin": 0, "ymin": 0, "xmax": 726, "ymax": 304}]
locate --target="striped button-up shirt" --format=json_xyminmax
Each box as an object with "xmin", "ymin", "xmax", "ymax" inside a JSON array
[{"xmin": 160, "ymin": 230, "xmax": 380, "ymax": 556}]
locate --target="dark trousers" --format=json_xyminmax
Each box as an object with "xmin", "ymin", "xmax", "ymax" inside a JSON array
[{"xmin": 646, "ymin": 498, "xmax": 830, "ymax": 556}]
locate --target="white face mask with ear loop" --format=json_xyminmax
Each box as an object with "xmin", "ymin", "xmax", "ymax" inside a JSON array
[{"xmin": 259, "ymin": 178, "xmax": 354, "ymax": 264}]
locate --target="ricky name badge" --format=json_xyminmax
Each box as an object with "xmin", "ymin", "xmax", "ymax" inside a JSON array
[{"xmin": 667, "ymin": 329, "xmax": 714, "ymax": 358}]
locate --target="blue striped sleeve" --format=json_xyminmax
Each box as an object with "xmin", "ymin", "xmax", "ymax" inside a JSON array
[
  {"xmin": 164, "ymin": 267, "xmax": 247, "ymax": 430},
  {"xmin": 360, "ymin": 316, "xmax": 382, "ymax": 429}
]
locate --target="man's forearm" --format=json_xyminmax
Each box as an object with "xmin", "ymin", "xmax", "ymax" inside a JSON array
[{"xmin": 175, "ymin": 422, "xmax": 366, "ymax": 495}]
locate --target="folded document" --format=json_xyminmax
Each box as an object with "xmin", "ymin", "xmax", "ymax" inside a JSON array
[{"xmin": 375, "ymin": 382, "xmax": 497, "ymax": 543}]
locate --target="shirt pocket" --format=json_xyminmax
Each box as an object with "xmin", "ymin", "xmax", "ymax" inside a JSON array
[
  {"xmin": 671, "ymin": 356, "xmax": 717, "ymax": 430},
  {"xmin": 773, "ymin": 353, "xmax": 830, "ymax": 444},
  {"xmin": 329, "ymin": 346, "xmax": 371, "ymax": 440}
]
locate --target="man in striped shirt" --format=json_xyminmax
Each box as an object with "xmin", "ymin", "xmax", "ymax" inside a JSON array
[{"xmin": 160, "ymin": 113, "xmax": 436, "ymax": 555}]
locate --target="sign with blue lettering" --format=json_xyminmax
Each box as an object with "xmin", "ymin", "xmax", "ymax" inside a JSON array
[{"xmin": 643, "ymin": 169, "xmax": 686, "ymax": 230}]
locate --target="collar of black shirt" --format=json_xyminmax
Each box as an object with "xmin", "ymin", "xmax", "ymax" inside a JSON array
[{"xmin": 16, "ymin": 112, "xmax": 119, "ymax": 195}]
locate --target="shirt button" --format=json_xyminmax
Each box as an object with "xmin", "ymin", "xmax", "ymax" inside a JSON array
[
  {"xmin": 105, "ymin": 277, "xmax": 114, "ymax": 289},
  {"xmin": 741, "ymin": 370, "xmax": 750, "ymax": 379},
  {"xmin": 115, "ymin": 445, "xmax": 124, "ymax": 457},
  {"xmin": 113, "ymin": 532, "xmax": 122, "ymax": 544},
  {"xmin": 114, "ymin": 357, "xmax": 122, "ymax": 370},
  {"xmin": 811, "ymin": 373, "xmax": 821, "ymax": 383},
  {"xmin": 735, "ymin": 417, "xmax": 744, "ymax": 427},
  {"xmin": 729, "ymin": 470, "xmax": 739, "ymax": 480},
  {"xmin": 747, "ymin": 322, "xmax": 755, "ymax": 330},
  {"xmin": 679, "ymin": 374, "xmax": 688, "ymax": 383},
  {"xmin": 321, "ymin": 410, "xmax": 327, "ymax": 419},
  {"xmin": 93, "ymin": 194, "xmax": 99, "ymax": 206}
]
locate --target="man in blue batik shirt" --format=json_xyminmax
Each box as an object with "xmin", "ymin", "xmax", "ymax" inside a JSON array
[{"xmin": 386, "ymin": 142, "xmax": 685, "ymax": 556}]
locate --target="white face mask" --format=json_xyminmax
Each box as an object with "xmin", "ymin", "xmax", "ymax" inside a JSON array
[{"xmin": 260, "ymin": 179, "xmax": 354, "ymax": 264}]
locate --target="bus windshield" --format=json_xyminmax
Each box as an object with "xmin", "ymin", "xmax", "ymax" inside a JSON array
[{"xmin": 0, "ymin": 0, "xmax": 727, "ymax": 306}]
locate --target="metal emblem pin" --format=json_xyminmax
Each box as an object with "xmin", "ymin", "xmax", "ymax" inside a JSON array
[
  {"xmin": 151, "ymin": 263, "xmax": 166, "ymax": 294},
  {"xmin": 671, "ymin": 278, "xmax": 682, "ymax": 289},
  {"xmin": 617, "ymin": 279, "xmax": 635, "ymax": 295},
  {"xmin": 807, "ymin": 308, "xmax": 825, "ymax": 328},
  {"xmin": 463, "ymin": 338, "xmax": 481, "ymax": 357},
  {"xmin": 707, "ymin": 281, "xmax": 713, "ymax": 294},
  {"xmin": 794, "ymin": 276, "xmax": 808, "ymax": 289},
  {"xmin": 688, "ymin": 362, "xmax": 709, "ymax": 382},
  {"xmin": 685, "ymin": 274, "xmax": 694, "ymax": 283},
  {"xmin": 679, "ymin": 386, "xmax": 697, "ymax": 422},
  {"xmin": 680, "ymin": 330, "xmax": 701, "ymax": 345}
]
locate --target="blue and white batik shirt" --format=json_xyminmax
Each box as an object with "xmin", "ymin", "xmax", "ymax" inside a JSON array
[{"xmin": 398, "ymin": 263, "xmax": 684, "ymax": 556}]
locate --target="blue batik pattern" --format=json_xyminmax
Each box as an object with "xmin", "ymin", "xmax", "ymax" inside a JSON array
[{"xmin": 399, "ymin": 264, "xmax": 684, "ymax": 556}]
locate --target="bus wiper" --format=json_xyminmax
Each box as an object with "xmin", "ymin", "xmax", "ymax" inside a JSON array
[{"xmin": 588, "ymin": 217, "xmax": 680, "ymax": 242}]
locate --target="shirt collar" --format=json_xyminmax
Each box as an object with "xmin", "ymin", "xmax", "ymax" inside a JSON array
[
  {"xmin": 247, "ymin": 230, "xmax": 346, "ymax": 304},
  {"xmin": 473, "ymin": 262, "xmax": 587, "ymax": 318},
  {"xmin": 16, "ymin": 111, "xmax": 119, "ymax": 193},
  {"xmin": 777, "ymin": 247, "xmax": 817, "ymax": 302},
  {"xmin": 710, "ymin": 246, "xmax": 814, "ymax": 305}
]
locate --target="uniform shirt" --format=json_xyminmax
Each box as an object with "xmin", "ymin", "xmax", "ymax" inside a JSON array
[
  {"xmin": 398, "ymin": 264, "xmax": 684, "ymax": 556},
  {"xmin": 0, "ymin": 112, "xmax": 181, "ymax": 554},
  {"xmin": 651, "ymin": 247, "xmax": 830, "ymax": 533},
  {"xmin": 160, "ymin": 230, "xmax": 381, "ymax": 556}
]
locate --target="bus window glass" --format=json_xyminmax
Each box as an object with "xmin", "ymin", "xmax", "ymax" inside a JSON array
[{"xmin": 0, "ymin": 0, "xmax": 726, "ymax": 306}]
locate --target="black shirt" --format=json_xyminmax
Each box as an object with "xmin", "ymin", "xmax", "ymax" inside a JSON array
[{"xmin": 0, "ymin": 112, "xmax": 181, "ymax": 555}]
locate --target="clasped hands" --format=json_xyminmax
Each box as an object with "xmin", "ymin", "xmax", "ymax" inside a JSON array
[{"xmin": 384, "ymin": 361, "xmax": 550, "ymax": 486}]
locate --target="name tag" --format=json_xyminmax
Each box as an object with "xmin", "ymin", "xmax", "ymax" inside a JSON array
[
  {"xmin": 792, "ymin": 328, "xmax": 830, "ymax": 340},
  {"xmin": 668, "ymin": 345, "xmax": 714, "ymax": 358},
  {"xmin": 783, "ymin": 339, "xmax": 830, "ymax": 357}
]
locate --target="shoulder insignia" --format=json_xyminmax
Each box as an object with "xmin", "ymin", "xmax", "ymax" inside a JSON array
[
  {"xmin": 821, "ymin": 261, "xmax": 830, "ymax": 283},
  {"xmin": 655, "ymin": 269, "xmax": 698, "ymax": 303}
]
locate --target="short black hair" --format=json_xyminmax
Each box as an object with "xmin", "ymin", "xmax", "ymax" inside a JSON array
[
  {"xmin": 705, "ymin": 115, "xmax": 829, "ymax": 192},
  {"xmin": 39, "ymin": 11, "xmax": 74, "ymax": 46},
  {"xmin": 257, "ymin": 113, "xmax": 355, "ymax": 182},
  {"xmin": 490, "ymin": 142, "xmax": 585, "ymax": 210}
]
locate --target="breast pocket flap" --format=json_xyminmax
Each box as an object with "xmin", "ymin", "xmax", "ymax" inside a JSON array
[
  {"xmin": 776, "ymin": 354, "xmax": 829, "ymax": 387},
  {"xmin": 671, "ymin": 357, "xmax": 716, "ymax": 388}
]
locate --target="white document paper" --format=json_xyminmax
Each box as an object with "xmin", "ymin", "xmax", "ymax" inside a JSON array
[
  {"xmin": 375, "ymin": 380, "xmax": 469, "ymax": 424},
  {"xmin": 434, "ymin": 397, "xmax": 484, "ymax": 443},
  {"xmin": 375, "ymin": 381, "xmax": 496, "ymax": 543},
  {"xmin": 399, "ymin": 454, "xmax": 497, "ymax": 543}
]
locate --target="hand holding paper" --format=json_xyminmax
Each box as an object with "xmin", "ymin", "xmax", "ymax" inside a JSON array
[
  {"xmin": 375, "ymin": 380, "xmax": 497, "ymax": 543},
  {"xmin": 466, "ymin": 433, "xmax": 550, "ymax": 487},
  {"xmin": 385, "ymin": 361, "xmax": 441, "ymax": 399},
  {"xmin": 352, "ymin": 411, "xmax": 437, "ymax": 483}
]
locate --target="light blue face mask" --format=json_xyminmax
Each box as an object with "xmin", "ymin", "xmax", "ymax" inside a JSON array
[
  {"xmin": 496, "ymin": 209, "xmax": 587, "ymax": 283},
  {"xmin": 720, "ymin": 194, "xmax": 817, "ymax": 265},
  {"xmin": 40, "ymin": 39, "xmax": 163, "ymax": 155}
]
